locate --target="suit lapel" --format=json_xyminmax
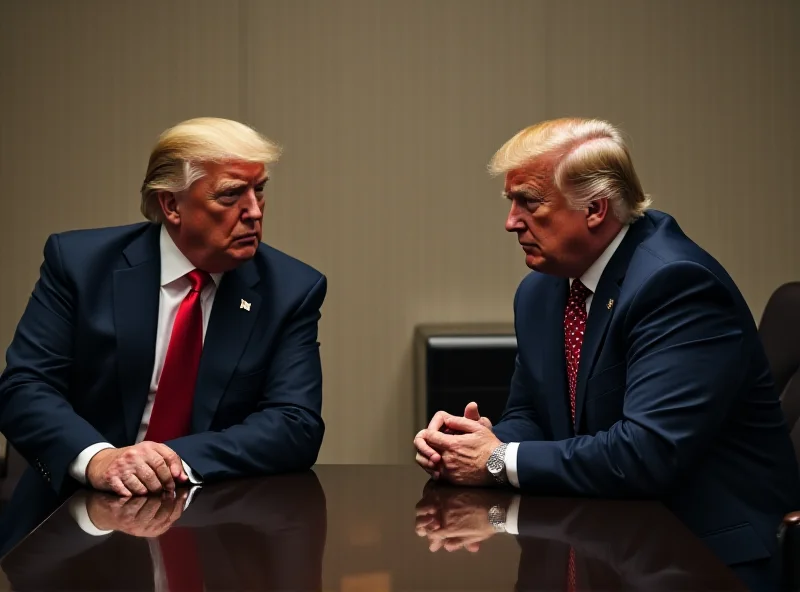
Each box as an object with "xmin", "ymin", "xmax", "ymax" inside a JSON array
[
  {"xmin": 113, "ymin": 225, "xmax": 161, "ymax": 444},
  {"xmin": 192, "ymin": 259, "xmax": 262, "ymax": 432},
  {"xmin": 573, "ymin": 216, "xmax": 655, "ymax": 430},
  {"xmin": 573, "ymin": 274, "xmax": 620, "ymax": 431},
  {"xmin": 537, "ymin": 277, "xmax": 572, "ymax": 440}
]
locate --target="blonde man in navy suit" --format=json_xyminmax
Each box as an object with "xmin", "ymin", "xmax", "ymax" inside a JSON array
[
  {"xmin": 414, "ymin": 118, "xmax": 800, "ymax": 587},
  {"xmin": 0, "ymin": 118, "xmax": 326, "ymax": 497}
]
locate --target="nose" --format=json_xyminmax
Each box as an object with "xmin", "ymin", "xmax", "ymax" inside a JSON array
[
  {"xmin": 240, "ymin": 189, "xmax": 263, "ymax": 222},
  {"xmin": 505, "ymin": 200, "xmax": 524, "ymax": 233}
]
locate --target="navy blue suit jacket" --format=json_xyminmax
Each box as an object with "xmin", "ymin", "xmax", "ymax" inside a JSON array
[
  {"xmin": 493, "ymin": 210, "xmax": 800, "ymax": 566},
  {"xmin": 0, "ymin": 222, "xmax": 326, "ymax": 492}
]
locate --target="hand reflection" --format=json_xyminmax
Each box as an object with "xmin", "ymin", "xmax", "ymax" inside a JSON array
[
  {"xmin": 414, "ymin": 481, "xmax": 515, "ymax": 553},
  {"xmin": 86, "ymin": 490, "xmax": 189, "ymax": 537}
]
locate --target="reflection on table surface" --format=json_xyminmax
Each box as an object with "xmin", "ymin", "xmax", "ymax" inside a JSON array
[{"xmin": 0, "ymin": 465, "xmax": 744, "ymax": 591}]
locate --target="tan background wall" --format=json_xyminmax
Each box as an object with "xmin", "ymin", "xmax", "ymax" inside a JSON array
[{"xmin": 1, "ymin": 0, "xmax": 798, "ymax": 465}]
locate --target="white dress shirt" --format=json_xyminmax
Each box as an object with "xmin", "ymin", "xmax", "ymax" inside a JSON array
[
  {"xmin": 505, "ymin": 225, "xmax": 629, "ymax": 488},
  {"xmin": 68, "ymin": 225, "xmax": 223, "ymax": 485}
]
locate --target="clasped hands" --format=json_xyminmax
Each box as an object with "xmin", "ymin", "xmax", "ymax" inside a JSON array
[
  {"xmin": 83, "ymin": 489, "xmax": 189, "ymax": 538},
  {"xmin": 87, "ymin": 441, "xmax": 189, "ymax": 497},
  {"xmin": 414, "ymin": 402, "xmax": 503, "ymax": 486},
  {"xmin": 415, "ymin": 481, "xmax": 514, "ymax": 553}
]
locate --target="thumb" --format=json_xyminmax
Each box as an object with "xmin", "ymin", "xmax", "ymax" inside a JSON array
[
  {"xmin": 464, "ymin": 402, "xmax": 480, "ymax": 421},
  {"xmin": 443, "ymin": 415, "xmax": 482, "ymax": 433}
]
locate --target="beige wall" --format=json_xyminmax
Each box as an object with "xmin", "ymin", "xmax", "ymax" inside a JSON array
[{"xmin": 1, "ymin": 0, "xmax": 798, "ymax": 465}]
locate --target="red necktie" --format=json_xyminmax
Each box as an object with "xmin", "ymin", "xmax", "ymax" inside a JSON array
[
  {"xmin": 564, "ymin": 281, "xmax": 590, "ymax": 592},
  {"xmin": 564, "ymin": 279, "xmax": 592, "ymax": 428},
  {"xmin": 146, "ymin": 270, "xmax": 211, "ymax": 442},
  {"xmin": 567, "ymin": 546, "xmax": 578, "ymax": 592},
  {"xmin": 157, "ymin": 527, "xmax": 204, "ymax": 591}
]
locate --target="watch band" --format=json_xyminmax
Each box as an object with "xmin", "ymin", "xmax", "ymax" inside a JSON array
[{"xmin": 487, "ymin": 442, "xmax": 509, "ymax": 484}]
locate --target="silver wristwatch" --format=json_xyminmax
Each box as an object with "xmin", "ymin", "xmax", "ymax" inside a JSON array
[
  {"xmin": 487, "ymin": 504, "xmax": 507, "ymax": 532},
  {"xmin": 487, "ymin": 442, "xmax": 509, "ymax": 484}
]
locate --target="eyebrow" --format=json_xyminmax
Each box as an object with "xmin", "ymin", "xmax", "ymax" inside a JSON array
[
  {"xmin": 503, "ymin": 187, "xmax": 542, "ymax": 200},
  {"xmin": 214, "ymin": 176, "xmax": 269, "ymax": 193}
]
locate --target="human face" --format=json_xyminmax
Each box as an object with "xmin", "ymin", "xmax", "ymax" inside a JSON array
[
  {"xmin": 503, "ymin": 157, "xmax": 593, "ymax": 278},
  {"xmin": 166, "ymin": 161, "xmax": 267, "ymax": 273}
]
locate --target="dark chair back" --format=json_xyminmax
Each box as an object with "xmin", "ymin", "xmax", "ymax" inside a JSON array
[{"xmin": 759, "ymin": 282, "xmax": 800, "ymax": 433}]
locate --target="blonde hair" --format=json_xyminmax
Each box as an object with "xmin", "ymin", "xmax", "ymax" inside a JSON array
[
  {"xmin": 140, "ymin": 117, "xmax": 281, "ymax": 222},
  {"xmin": 489, "ymin": 118, "xmax": 651, "ymax": 223}
]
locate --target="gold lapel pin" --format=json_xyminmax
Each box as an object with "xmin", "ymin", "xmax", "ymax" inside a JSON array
[
  {"xmin": 240, "ymin": 299, "xmax": 251, "ymax": 312},
  {"xmin": 607, "ymin": 299, "xmax": 614, "ymax": 310}
]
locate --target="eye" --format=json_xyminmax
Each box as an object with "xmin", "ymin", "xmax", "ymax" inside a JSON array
[
  {"xmin": 217, "ymin": 191, "xmax": 239, "ymax": 205},
  {"xmin": 254, "ymin": 184, "xmax": 266, "ymax": 197}
]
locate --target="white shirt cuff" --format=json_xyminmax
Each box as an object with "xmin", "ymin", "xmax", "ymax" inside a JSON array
[
  {"xmin": 182, "ymin": 460, "xmax": 202, "ymax": 485},
  {"xmin": 68, "ymin": 494, "xmax": 113, "ymax": 536},
  {"xmin": 69, "ymin": 442, "xmax": 116, "ymax": 485},
  {"xmin": 505, "ymin": 442, "xmax": 521, "ymax": 488},
  {"xmin": 504, "ymin": 494, "xmax": 522, "ymax": 535}
]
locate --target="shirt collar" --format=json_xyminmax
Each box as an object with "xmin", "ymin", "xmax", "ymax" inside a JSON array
[
  {"xmin": 571, "ymin": 224, "xmax": 629, "ymax": 293},
  {"xmin": 159, "ymin": 225, "xmax": 223, "ymax": 288}
]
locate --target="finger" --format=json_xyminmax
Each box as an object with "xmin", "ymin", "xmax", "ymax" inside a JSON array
[
  {"xmin": 414, "ymin": 434, "xmax": 441, "ymax": 464},
  {"xmin": 150, "ymin": 443, "xmax": 186, "ymax": 481},
  {"xmin": 135, "ymin": 461, "xmax": 164, "ymax": 494},
  {"xmin": 442, "ymin": 416, "xmax": 483, "ymax": 434},
  {"xmin": 465, "ymin": 542, "xmax": 481, "ymax": 553},
  {"xmin": 109, "ymin": 476, "xmax": 133, "ymax": 497},
  {"xmin": 414, "ymin": 504, "xmax": 438, "ymax": 517},
  {"xmin": 415, "ymin": 452, "xmax": 439, "ymax": 472},
  {"xmin": 123, "ymin": 474, "xmax": 149, "ymax": 496},
  {"xmin": 428, "ymin": 537, "xmax": 444, "ymax": 552},
  {"xmin": 152, "ymin": 498, "xmax": 176, "ymax": 525},
  {"xmin": 464, "ymin": 402, "xmax": 480, "ymax": 421},
  {"xmin": 444, "ymin": 539, "xmax": 465, "ymax": 552},
  {"xmin": 146, "ymin": 451, "xmax": 176, "ymax": 491},
  {"xmin": 136, "ymin": 497, "xmax": 164, "ymax": 523},
  {"xmin": 422, "ymin": 429, "xmax": 458, "ymax": 450},
  {"xmin": 478, "ymin": 417, "xmax": 493, "ymax": 428},
  {"xmin": 426, "ymin": 411, "xmax": 454, "ymax": 432}
]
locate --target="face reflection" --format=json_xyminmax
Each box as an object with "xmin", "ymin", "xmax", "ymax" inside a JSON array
[
  {"xmin": 167, "ymin": 161, "xmax": 267, "ymax": 273},
  {"xmin": 503, "ymin": 157, "xmax": 591, "ymax": 278}
]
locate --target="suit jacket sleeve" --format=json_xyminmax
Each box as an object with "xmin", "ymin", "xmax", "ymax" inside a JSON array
[
  {"xmin": 167, "ymin": 275, "xmax": 327, "ymax": 481},
  {"xmin": 0, "ymin": 235, "xmax": 108, "ymax": 491},
  {"xmin": 492, "ymin": 285, "xmax": 546, "ymax": 443},
  {"xmin": 514, "ymin": 261, "xmax": 749, "ymax": 496}
]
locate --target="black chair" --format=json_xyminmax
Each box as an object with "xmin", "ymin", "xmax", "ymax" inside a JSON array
[{"xmin": 758, "ymin": 282, "xmax": 800, "ymax": 590}]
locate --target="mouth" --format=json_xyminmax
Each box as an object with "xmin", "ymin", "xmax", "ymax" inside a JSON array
[
  {"xmin": 232, "ymin": 233, "xmax": 258, "ymax": 244},
  {"xmin": 519, "ymin": 243, "xmax": 538, "ymax": 251}
]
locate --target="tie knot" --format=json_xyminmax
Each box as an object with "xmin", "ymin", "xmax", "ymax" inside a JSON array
[
  {"xmin": 186, "ymin": 269, "xmax": 211, "ymax": 293},
  {"xmin": 570, "ymin": 279, "xmax": 592, "ymax": 303}
]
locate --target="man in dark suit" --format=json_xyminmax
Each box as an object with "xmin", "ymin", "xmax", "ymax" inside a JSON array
[
  {"xmin": 0, "ymin": 117, "xmax": 326, "ymax": 498},
  {"xmin": 413, "ymin": 118, "xmax": 800, "ymax": 581}
]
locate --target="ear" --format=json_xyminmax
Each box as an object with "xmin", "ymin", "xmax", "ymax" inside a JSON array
[
  {"xmin": 157, "ymin": 191, "xmax": 181, "ymax": 226},
  {"xmin": 586, "ymin": 198, "xmax": 609, "ymax": 230}
]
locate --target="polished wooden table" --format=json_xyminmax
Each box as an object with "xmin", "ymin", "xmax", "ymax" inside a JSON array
[{"xmin": 0, "ymin": 465, "xmax": 745, "ymax": 590}]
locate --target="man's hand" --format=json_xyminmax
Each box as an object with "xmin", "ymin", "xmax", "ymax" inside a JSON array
[
  {"xmin": 86, "ymin": 442, "xmax": 188, "ymax": 497},
  {"xmin": 415, "ymin": 482, "xmax": 513, "ymax": 553},
  {"xmin": 87, "ymin": 490, "xmax": 188, "ymax": 537},
  {"xmin": 415, "ymin": 402, "xmax": 493, "ymax": 479},
  {"xmin": 419, "ymin": 416, "xmax": 502, "ymax": 486}
]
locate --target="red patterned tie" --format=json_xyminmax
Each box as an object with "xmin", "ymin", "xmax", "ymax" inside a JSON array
[
  {"xmin": 564, "ymin": 281, "xmax": 590, "ymax": 592},
  {"xmin": 567, "ymin": 546, "xmax": 578, "ymax": 592},
  {"xmin": 564, "ymin": 279, "xmax": 592, "ymax": 427},
  {"xmin": 146, "ymin": 270, "xmax": 211, "ymax": 442}
]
